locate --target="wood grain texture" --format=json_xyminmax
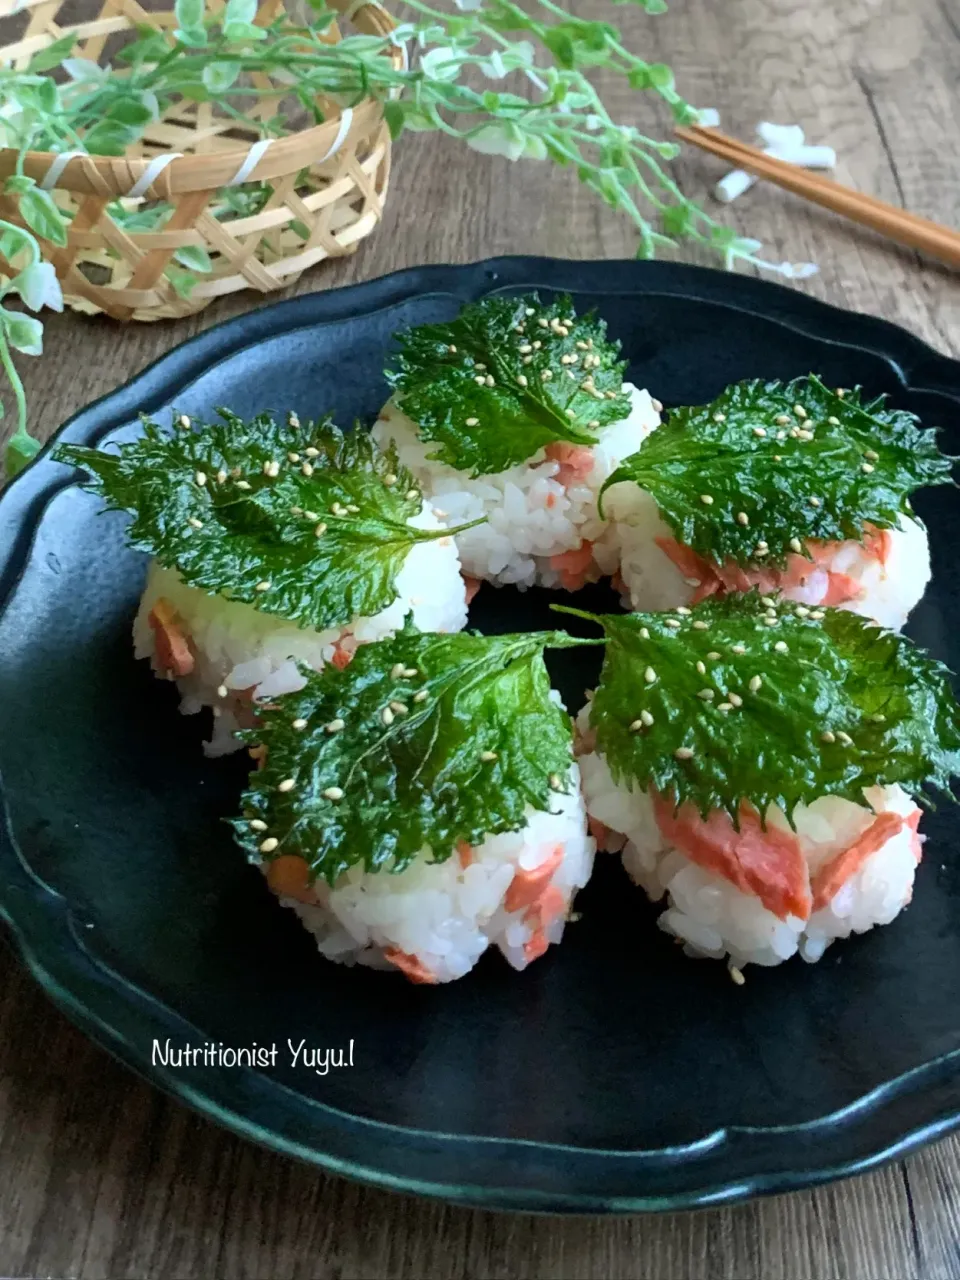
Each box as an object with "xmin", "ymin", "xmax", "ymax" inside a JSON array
[{"xmin": 1, "ymin": 0, "xmax": 959, "ymax": 1275}]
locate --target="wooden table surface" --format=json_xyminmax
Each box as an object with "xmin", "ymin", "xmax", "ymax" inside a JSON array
[{"xmin": 2, "ymin": 0, "xmax": 960, "ymax": 1275}]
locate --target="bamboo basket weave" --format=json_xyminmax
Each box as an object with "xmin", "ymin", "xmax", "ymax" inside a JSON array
[{"xmin": 0, "ymin": 0, "xmax": 398, "ymax": 321}]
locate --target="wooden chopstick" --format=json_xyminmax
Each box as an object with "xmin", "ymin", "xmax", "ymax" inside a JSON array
[{"xmin": 675, "ymin": 124, "xmax": 960, "ymax": 269}]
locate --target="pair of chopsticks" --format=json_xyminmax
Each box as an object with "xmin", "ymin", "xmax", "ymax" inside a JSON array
[{"xmin": 675, "ymin": 124, "xmax": 960, "ymax": 270}]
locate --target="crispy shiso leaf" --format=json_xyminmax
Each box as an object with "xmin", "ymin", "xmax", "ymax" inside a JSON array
[
  {"xmin": 234, "ymin": 622, "xmax": 597, "ymax": 885},
  {"xmin": 600, "ymin": 375, "xmax": 954, "ymax": 567},
  {"xmin": 57, "ymin": 412, "xmax": 481, "ymax": 634},
  {"xmin": 556, "ymin": 595, "xmax": 960, "ymax": 823},
  {"xmin": 386, "ymin": 291, "xmax": 632, "ymax": 476}
]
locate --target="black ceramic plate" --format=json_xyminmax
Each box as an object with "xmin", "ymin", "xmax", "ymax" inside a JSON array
[{"xmin": 3, "ymin": 259, "xmax": 960, "ymax": 1214}]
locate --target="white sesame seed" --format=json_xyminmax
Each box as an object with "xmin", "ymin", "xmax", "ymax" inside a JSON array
[
  {"xmin": 749, "ymin": 675, "xmax": 762, "ymax": 692},
  {"xmin": 684, "ymin": 577, "xmax": 702, "ymax": 588},
  {"xmin": 381, "ymin": 707, "xmax": 395, "ymax": 727},
  {"xmin": 707, "ymin": 651, "xmax": 721, "ymax": 661},
  {"xmin": 259, "ymin": 837, "xmax": 279, "ymax": 853},
  {"xmin": 517, "ymin": 374, "xmax": 528, "ymax": 387},
  {"xmin": 737, "ymin": 512, "xmax": 750, "ymax": 526},
  {"xmin": 871, "ymin": 712, "xmax": 886, "ymax": 722},
  {"xmin": 288, "ymin": 452, "xmax": 301, "ymax": 463},
  {"xmin": 808, "ymin": 496, "xmax": 821, "ymax": 507},
  {"xmin": 692, "ymin": 621, "xmax": 709, "ymax": 631},
  {"xmin": 763, "ymin": 616, "xmax": 778, "ymax": 626},
  {"xmin": 177, "ymin": 414, "xmax": 191, "ymax": 429},
  {"xmin": 194, "ymin": 471, "xmax": 207, "ymax": 487},
  {"xmin": 292, "ymin": 718, "xmax": 308, "ymax": 730},
  {"xmin": 250, "ymin": 819, "xmax": 268, "ymax": 832},
  {"xmin": 465, "ymin": 417, "xmax": 479, "ymax": 427},
  {"xmin": 861, "ymin": 462, "xmax": 875, "ymax": 474},
  {"xmin": 549, "ymin": 773, "xmax": 563, "ymax": 790},
  {"xmin": 278, "ymin": 778, "xmax": 295, "ymax": 793},
  {"xmin": 644, "ymin": 666, "xmax": 657, "ymax": 684},
  {"xmin": 525, "ymin": 307, "xmax": 535, "ymax": 316},
  {"xmin": 474, "ymin": 376, "xmax": 485, "ymax": 386},
  {"xmin": 729, "ymin": 964, "xmax": 746, "ymax": 986},
  {"xmin": 403, "ymin": 667, "xmax": 419, "ymax": 678},
  {"xmin": 255, "ymin": 581, "xmax": 271, "ymax": 592},
  {"xmin": 828, "ymin": 416, "xmax": 840, "ymax": 425},
  {"xmin": 698, "ymin": 689, "xmax": 715, "ymax": 701},
  {"xmin": 755, "ymin": 547, "xmax": 769, "ymax": 558},
  {"xmin": 413, "ymin": 689, "xmax": 429, "ymax": 703},
  {"xmin": 301, "ymin": 463, "xmax": 314, "ymax": 478},
  {"xmin": 639, "ymin": 627, "xmax": 650, "ymax": 639},
  {"xmin": 390, "ymin": 701, "xmax": 408, "ymax": 715},
  {"xmin": 217, "ymin": 684, "xmax": 229, "ymax": 698},
  {"xmin": 589, "ymin": 419, "xmax": 600, "ymax": 429},
  {"xmin": 641, "ymin": 710, "xmax": 654, "ymax": 727},
  {"xmin": 532, "ymin": 340, "xmax": 542, "ymax": 349},
  {"xmin": 790, "ymin": 537, "xmax": 803, "ymax": 553},
  {"xmin": 714, "ymin": 412, "xmax": 726, "ymax": 423},
  {"xmin": 775, "ymin": 415, "xmax": 790, "ymax": 425},
  {"xmin": 821, "ymin": 730, "xmax": 836, "ymax": 744},
  {"xmin": 651, "ymin": 398, "xmax": 663, "ymax": 413},
  {"xmin": 288, "ymin": 413, "xmax": 301, "ymax": 427},
  {"xmin": 794, "ymin": 605, "xmax": 810, "ymax": 617},
  {"xmin": 675, "ymin": 747, "xmax": 694, "ymax": 760},
  {"xmin": 475, "ymin": 363, "xmax": 487, "ymax": 372},
  {"xmin": 837, "ymin": 388, "xmax": 847, "ymax": 397},
  {"xmin": 522, "ymin": 356, "xmax": 533, "ymax": 366},
  {"xmin": 390, "ymin": 663, "xmax": 405, "ymax": 679},
  {"xmin": 541, "ymin": 370, "xmax": 552, "ymax": 381},
  {"xmin": 264, "ymin": 460, "xmax": 280, "ymax": 478},
  {"xmin": 480, "ymin": 750, "xmax": 498, "ymax": 762},
  {"xmin": 303, "ymin": 510, "xmax": 320, "ymax": 522},
  {"xmin": 774, "ymin": 640, "xmax": 788, "ymax": 653},
  {"xmin": 700, "ymin": 493, "xmax": 714, "ymax": 505},
  {"xmin": 676, "ymin": 606, "xmax": 692, "ymax": 616},
  {"xmin": 305, "ymin": 447, "xmax": 320, "ymax": 459},
  {"xmin": 810, "ymin": 610, "xmax": 825, "ymax": 620},
  {"xmin": 752, "ymin": 426, "xmax": 766, "ymax": 438},
  {"xmin": 566, "ymin": 408, "xmax": 576, "ymax": 418},
  {"xmin": 773, "ymin": 454, "xmax": 783, "ymax": 461},
  {"xmin": 728, "ymin": 692, "xmax": 743, "ymax": 707},
  {"xmin": 696, "ymin": 660, "xmax": 706, "ymax": 675},
  {"xmin": 519, "ymin": 345, "xmax": 533, "ymax": 354},
  {"xmin": 760, "ymin": 596, "xmax": 776, "ymax": 607},
  {"xmin": 448, "ymin": 343, "xmax": 458, "ymax": 352},
  {"xmin": 188, "ymin": 517, "xmax": 204, "ymax": 529},
  {"xmin": 538, "ymin": 317, "xmax": 549, "ymax": 328},
  {"xmin": 216, "ymin": 470, "xmax": 227, "ymax": 484},
  {"xmin": 864, "ymin": 449, "xmax": 879, "ymax": 461},
  {"xmin": 314, "ymin": 523, "xmax": 327, "ymax": 537},
  {"xmin": 794, "ymin": 404, "xmax": 807, "ymax": 419},
  {"xmin": 383, "ymin": 474, "xmax": 397, "ymax": 486},
  {"xmin": 776, "ymin": 432, "xmax": 787, "ymax": 442},
  {"xmin": 664, "ymin": 619, "xmax": 681, "ymax": 629},
  {"xmin": 797, "ymin": 429, "xmax": 814, "ymax": 441},
  {"xmin": 323, "ymin": 787, "xmax": 344, "ymax": 801},
  {"xmin": 731, "ymin": 644, "xmax": 746, "ymax": 655},
  {"xmin": 485, "ymin": 375, "xmax": 495, "ymax": 387},
  {"xmin": 236, "ymin": 480, "xmax": 251, "ymax": 490},
  {"xmin": 837, "ymin": 731, "xmax": 853, "ymax": 746}
]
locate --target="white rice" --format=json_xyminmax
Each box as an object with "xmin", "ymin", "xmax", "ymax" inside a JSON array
[
  {"xmin": 133, "ymin": 507, "xmax": 468, "ymax": 756},
  {"xmin": 273, "ymin": 764, "xmax": 595, "ymax": 983},
  {"xmin": 576, "ymin": 707, "xmax": 922, "ymax": 969},
  {"xmin": 371, "ymin": 385, "xmax": 660, "ymax": 589},
  {"xmin": 604, "ymin": 475, "xmax": 930, "ymax": 631}
]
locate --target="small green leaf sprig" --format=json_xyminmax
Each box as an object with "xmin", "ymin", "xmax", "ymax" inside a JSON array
[
  {"xmin": 0, "ymin": 0, "xmax": 816, "ymax": 475},
  {"xmin": 0, "ymin": 220, "xmax": 63, "ymax": 477}
]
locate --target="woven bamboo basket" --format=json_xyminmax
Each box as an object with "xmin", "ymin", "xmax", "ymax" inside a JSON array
[{"xmin": 0, "ymin": 0, "xmax": 397, "ymax": 321}]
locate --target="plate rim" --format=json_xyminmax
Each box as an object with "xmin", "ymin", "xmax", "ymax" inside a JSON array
[{"xmin": 3, "ymin": 256, "xmax": 960, "ymax": 1214}]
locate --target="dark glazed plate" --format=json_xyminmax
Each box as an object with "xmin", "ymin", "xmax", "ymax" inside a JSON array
[{"xmin": 2, "ymin": 258, "xmax": 960, "ymax": 1213}]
